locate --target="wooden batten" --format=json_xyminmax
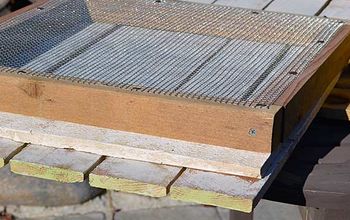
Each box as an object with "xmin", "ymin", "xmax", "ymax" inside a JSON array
[
  {"xmin": 0, "ymin": 111, "xmax": 272, "ymax": 178},
  {"xmin": 169, "ymin": 169, "xmax": 257, "ymax": 213},
  {"xmin": 89, "ymin": 157, "xmax": 184, "ymax": 197},
  {"xmin": 0, "ymin": 71, "xmax": 282, "ymax": 153},
  {"xmin": 10, "ymin": 144, "xmax": 103, "ymax": 183}
]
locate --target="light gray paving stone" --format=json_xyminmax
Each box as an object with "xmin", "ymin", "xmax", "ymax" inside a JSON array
[
  {"xmin": 18, "ymin": 212, "xmax": 106, "ymax": 220},
  {"xmin": 6, "ymin": 194, "xmax": 114, "ymax": 220},
  {"xmin": 111, "ymin": 192, "xmax": 193, "ymax": 212},
  {"xmin": 254, "ymin": 200, "xmax": 304, "ymax": 220},
  {"xmin": 115, "ymin": 206, "xmax": 222, "ymax": 220},
  {"xmin": 0, "ymin": 164, "xmax": 104, "ymax": 206}
]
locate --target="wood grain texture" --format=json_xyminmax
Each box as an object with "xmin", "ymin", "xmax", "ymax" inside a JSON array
[
  {"xmin": 0, "ymin": 72, "xmax": 282, "ymax": 153},
  {"xmin": 275, "ymin": 25, "xmax": 350, "ymax": 139},
  {"xmin": 89, "ymin": 157, "xmax": 184, "ymax": 197},
  {"xmin": 170, "ymin": 169, "xmax": 259, "ymax": 212},
  {"xmin": 303, "ymin": 124, "xmax": 350, "ymax": 210},
  {"xmin": 0, "ymin": 138, "xmax": 24, "ymax": 168},
  {"xmin": 0, "ymin": 111, "xmax": 272, "ymax": 178},
  {"xmin": 170, "ymin": 68, "xmax": 340, "ymax": 212},
  {"xmin": 10, "ymin": 144, "xmax": 103, "ymax": 183},
  {"xmin": 318, "ymin": 147, "xmax": 350, "ymax": 164},
  {"xmin": 265, "ymin": 0, "xmax": 329, "ymax": 15},
  {"xmin": 304, "ymin": 163, "xmax": 350, "ymax": 210}
]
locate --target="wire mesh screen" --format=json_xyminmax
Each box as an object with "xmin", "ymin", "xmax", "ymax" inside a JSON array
[{"xmin": 0, "ymin": 0, "xmax": 344, "ymax": 107}]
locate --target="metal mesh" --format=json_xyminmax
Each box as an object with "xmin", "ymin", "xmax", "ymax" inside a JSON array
[{"xmin": 0, "ymin": 0, "xmax": 344, "ymax": 107}]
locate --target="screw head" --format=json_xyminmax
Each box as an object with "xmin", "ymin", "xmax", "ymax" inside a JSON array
[{"xmin": 248, "ymin": 128, "xmax": 257, "ymax": 137}]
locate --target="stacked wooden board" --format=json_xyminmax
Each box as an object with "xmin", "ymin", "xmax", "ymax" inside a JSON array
[{"xmin": 0, "ymin": 0, "xmax": 350, "ymax": 214}]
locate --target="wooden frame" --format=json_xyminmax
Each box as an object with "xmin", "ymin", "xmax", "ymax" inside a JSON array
[
  {"xmin": 0, "ymin": 71, "xmax": 283, "ymax": 153},
  {"xmin": 0, "ymin": 0, "xmax": 350, "ymax": 154},
  {"xmin": 276, "ymin": 25, "xmax": 350, "ymax": 138}
]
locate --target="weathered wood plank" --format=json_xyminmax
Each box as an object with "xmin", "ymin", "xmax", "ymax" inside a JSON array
[
  {"xmin": 265, "ymin": 0, "xmax": 329, "ymax": 15},
  {"xmin": 214, "ymin": 0, "xmax": 271, "ymax": 10},
  {"xmin": 320, "ymin": 0, "xmax": 350, "ymax": 20},
  {"xmin": 318, "ymin": 147, "xmax": 350, "ymax": 164},
  {"xmin": 0, "ymin": 111, "xmax": 272, "ymax": 178},
  {"xmin": 304, "ymin": 163, "xmax": 350, "ymax": 210},
  {"xmin": 89, "ymin": 157, "xmax": 184, "ymax": 197},
  {"xmin": 170, "ymin": 69, "xmax": 341, "ymax": 212},
  {"xmin": 170, "ymin": 169, "xmax": 260, "ymax": 212},
  {"xmin": 10, "ymin": 144, "xmax": 103, "ymax": 183},
  {"xmin": 0, "ymin": 138, "xmax": 24, "ymax": 168}
]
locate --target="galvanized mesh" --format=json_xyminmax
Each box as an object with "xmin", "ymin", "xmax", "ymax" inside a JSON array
[{"xmin": 0, "ymin": 0, "xmax": 344, "ymax": 107}]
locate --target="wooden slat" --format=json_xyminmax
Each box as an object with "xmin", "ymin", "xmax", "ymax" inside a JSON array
[
  {"xmin": 10, "ymin": 144, "xmax": 103, "ymax": 183},
  {"xmin": 0, "ymin": 138, "xmax": 24, "ymax": 168},
  {"xmin": 318, "ymin": 147, "xmax": 350, "ymax": 164},
  {"xmin": 170, "ymin": 169, "xmax": 261, "ymax": 213},
  {"xmin": 0, "ymin": 111, "xmax": 272, "ymax": 178},
  {"xmin": 320, "ymin": 0, "xmax": 350, "ymax": 20},
  {"xmin": 0, "ymin": 72, "xmax": 282, "ymax": 154},
  {"xmin": 89, "ymin": 157, "xmax": 184, "ymax": 197},
  {"xmin": 265, "ymin": 0, "xmax": 329, "ymax": 15},
  {"xmin": 214, "ymin": 0, "xmax": 271, "ymax": 10},
  {"xmin": 304, "ymin": 163, "xmax": 350, "ymax": 210},
  {"xmin": 170, "ymin": 68, "xmax": 341, "ymax": 212}
]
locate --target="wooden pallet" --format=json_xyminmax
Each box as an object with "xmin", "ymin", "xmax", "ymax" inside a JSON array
[
  {"xmin": 0, "ymin": 0, "xmax": 349, "ymax": 216},
  {"xmin": 0, "ymin": 61, "xmax": 339, "ymax": 212},
  {"xmin": 0, "ymin": 0, "xmax": 350, "ymax": 156}
]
